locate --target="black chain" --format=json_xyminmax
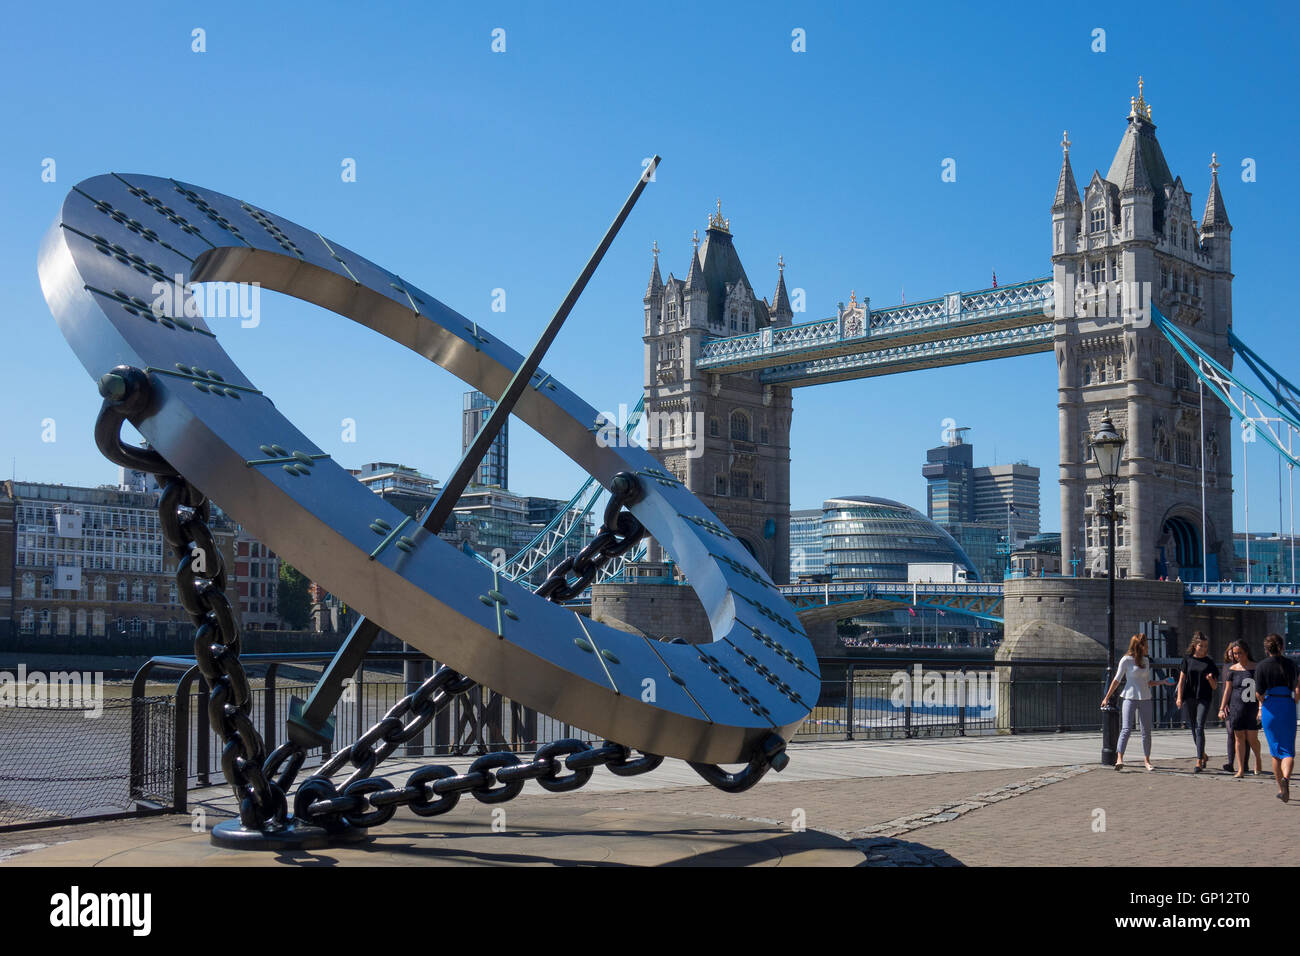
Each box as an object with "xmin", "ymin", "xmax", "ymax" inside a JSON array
[
  {"xmin": 160, "ymin": 477, "xmax": 289, "ymax": 829},
  {"xmin": 94, "ymin": 368, "xmax": 788, "ymax": 839},
  {"xmin": 95, "ymin": 365, "xmax": 288, "ymax": 832},
  {"xmin": 535, "ymin": 472, "xmax": 647, "ymax": 602}
]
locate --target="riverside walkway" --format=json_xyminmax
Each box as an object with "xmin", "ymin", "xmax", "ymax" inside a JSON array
[{"xmin": 1, "ymin": 730, "xmax": 1293, "ymax": 867}]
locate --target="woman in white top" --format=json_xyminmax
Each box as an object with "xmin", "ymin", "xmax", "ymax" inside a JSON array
[{"xmin": 1101, "ymin": 634, "xmax": 1167, "ymax": 771}]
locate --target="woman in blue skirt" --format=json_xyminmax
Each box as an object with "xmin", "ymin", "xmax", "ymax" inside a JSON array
[{"xmin": 1256, "ymin": 633, "xmax": 1299, "ymax": 802}]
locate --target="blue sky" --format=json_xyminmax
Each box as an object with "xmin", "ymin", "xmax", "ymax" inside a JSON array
[{"xmin": 3, "ymin": 1, "xmax": 1298, "ymax": 534}]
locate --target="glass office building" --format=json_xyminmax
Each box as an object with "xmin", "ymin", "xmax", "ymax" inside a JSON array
[
  {"xmin": 821, "ymin": 496, "xmax": 980, "ymax": 582},
  {"xmin": 789, "ymin": 508, "xmax": 826, "ymax": 581}
]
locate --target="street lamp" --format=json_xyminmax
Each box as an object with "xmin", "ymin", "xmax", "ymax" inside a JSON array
[{"xmin": 1092, "ymin": 410, "xmax": 1125, "ymax": 766}]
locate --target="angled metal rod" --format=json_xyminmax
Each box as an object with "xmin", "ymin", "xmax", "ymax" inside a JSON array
[{"xmin": 288, "ymin": 156, "xmax": 661, "ymax": 748}]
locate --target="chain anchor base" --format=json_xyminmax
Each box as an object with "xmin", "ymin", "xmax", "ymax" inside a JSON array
[{"xmin": 210, "ymin": 818, "xmax": 367, "ymax": 851}]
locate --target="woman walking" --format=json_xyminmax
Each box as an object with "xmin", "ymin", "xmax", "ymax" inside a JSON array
[
  {"xmin": 1221, "ymin": 644, "xmax": 1238, "ymax": 773},
  {"xmin": 1255, "ymin": 634, "xmax": 1299, "ymax": 802},
  {"xmin": 1219, "ymin": 640, "xmax": 1263, "ymax": 778},
  {"xmin": 1101, "ymin": 634, "xmax": 1164, "ymax": 771},
  {"xmin": 1176, "ymin": 632, "xmax": 1218, "ymax": 772}
]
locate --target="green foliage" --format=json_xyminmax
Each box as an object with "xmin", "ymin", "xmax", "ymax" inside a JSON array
[{"xmin": 278, "ymin": 562, "xmax": 311, "ymax": 630}]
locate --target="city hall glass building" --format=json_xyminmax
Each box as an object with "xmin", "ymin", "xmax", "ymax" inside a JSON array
[{"xmin": 821, "ymin": 496, "xmax": 981, "ymax": 582}]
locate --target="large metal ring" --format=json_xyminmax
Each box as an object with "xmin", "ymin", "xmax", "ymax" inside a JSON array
[{"xmin": 38, "ymin": 174, "xmax": 820, "ymax": 764}]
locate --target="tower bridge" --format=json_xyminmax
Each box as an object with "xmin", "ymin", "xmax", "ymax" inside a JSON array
[
  {"xmin": 477, "ymin": 80, "xmax": 1291, "ymax": 656},
  {"xmin": 637, "ymin": 79, "xmax": 1236, "ymax": 594}
]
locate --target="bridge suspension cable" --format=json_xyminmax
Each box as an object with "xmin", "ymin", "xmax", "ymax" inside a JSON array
[
  {"xmin": 472, "ymin": 395, "xmax": 647, "ymax": 587},
  {"xmin": 1154, "ymin": 306, "xmax": 1298, "ymax": 582}
]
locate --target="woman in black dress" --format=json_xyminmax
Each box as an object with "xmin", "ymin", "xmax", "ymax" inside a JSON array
[
  {"xmin": 1220, "ymin": 644, "xmax": 1238, "ymax": 772},
  {"xmin": 1218, "ymin": 640, "xmax": 1263, "ymax": 778},
  {"xmin": 1176, "ymin": 632, "xmax": 1218, "ymax": 771}
]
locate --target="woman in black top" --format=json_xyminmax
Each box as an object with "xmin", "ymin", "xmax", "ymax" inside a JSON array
[
  {"xmin": 1220, "ymin": 645, "xmax": 1238, "ymax": 772},
  {"xmin": 1219, "ymin": 640, "xmax": 1263, "ymax": 778},
  {"xmin": 1176, "ymin": 632, "xmax": 1218, "ymax": 772},
  {"xmin": 1256, "ymin": 633, "xmax": 1299, "ymax": 802}
]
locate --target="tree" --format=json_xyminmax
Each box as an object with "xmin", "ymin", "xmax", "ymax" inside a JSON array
[{"xmin": 278, "ymin": 563, "xmax": 311, "ymax": 630}]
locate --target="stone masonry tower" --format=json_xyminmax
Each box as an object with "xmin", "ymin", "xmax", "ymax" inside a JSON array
[
  {"xmin": 641, "ymin": 202, "xmax": 794, "ymax": 583},
  {"xmin": 1054, "ymin": 79, "xmax": 1234, "ymax": 581}
]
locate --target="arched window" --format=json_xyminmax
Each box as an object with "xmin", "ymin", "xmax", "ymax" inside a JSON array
[
  {"xmin": 56, "ymin": 607, "xmax": 70, "ymax": 634},
  {"xmin": 94, "ymin": 577, "xmax": 107, "ymax": 602},
  {"xmin": 39, "ymin": 609, "xmax": 50, "ymax": 634},
  {"xmin": 92, "ymin": 609, "xmax": 106, "ymax": 637},
  {"xmin": 40, "ymin": 575, "xmax": 52, "ymax": 598},
  {"xmin": 729, "ymin": 410, "xmax": 751, "ymax": 441},
  {"xmin": 19, "ymin": 608, "xmax": 34, "ymax": 634},
  {"xmin": 79, "ymin": 577, "xmax": 88, "ymax": 601},
  {"xmin": 145, "ymin": 618, "xmax": 156, "ymax": 637},
  {"xmin": 147, "ymin": 581, "xmax": 157, "ymax": 603},
  {"xmin": 20, "ymin": 573, "xmax": 34, "ymax": 598},
  {"xmin": 128, "ymin": 617, "xmax": 141, "ymax": 636},
  {"xmin": 75, "ymin": 609, "xmax": 87, "ymax": 636},
  {"xmin": 1082, "ymin": 363, "xmax": 1093, "ymax": 386},
  {"xmin": 131, "ymin": 579, "xmax": 144, "ymax": 603},
  {"xmin": 116, "ymin": 579, "xmax": 127, "ymax": 601},
  {"xmin": 169, "ymin": 582, "xmax": 178, "ymax": 605}
]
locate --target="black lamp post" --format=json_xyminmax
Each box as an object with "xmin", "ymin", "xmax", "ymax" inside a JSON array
[{"xmin": 1092, "ymin": 411, "xmax": 1125, "ymax": 766}]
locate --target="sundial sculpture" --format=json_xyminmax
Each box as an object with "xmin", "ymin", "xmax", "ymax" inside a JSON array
[{"xmin": 37, "ymin": 163, "xmax": 819, "ymax": 847}]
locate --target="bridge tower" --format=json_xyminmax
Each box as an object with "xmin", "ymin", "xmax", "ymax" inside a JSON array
[
  {"xmin": 1054, "ymin": 79, "xmax": 1234, "ymax": 581},
  {"xmin": 641, "ymin": 203, "xmax": 794, "ymax": 584}
]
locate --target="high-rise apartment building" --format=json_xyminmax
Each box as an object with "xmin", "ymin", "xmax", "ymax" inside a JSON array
[{"xmin": 462, "ymin": 390, "xmax": 508, "ymax": 489}]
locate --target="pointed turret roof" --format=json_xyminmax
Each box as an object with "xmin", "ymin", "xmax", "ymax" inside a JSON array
[
  {"xmin": 1105, "ymin": 79, "xmax": 1173, "ymax": 217},
  {"xmin": 645, "ymin": 240, "xmax": 663, "ymax": 299},
  {"xmin": 1202, "ymin": 153, "xmax": 1231, "ymax": 229},
  {"xmin": 694, "ymin": 203, "xmax": 770, "ymax": 327},
  {"xmin": 684, "ymin": 231, "xmax": 706, "ymax": 293},
  {"xmin": 771, "ymin": 256, "xmax": 792, "ymax": 315},
  {"xmin": 1053, "ymin": 132, "xmax": 1081, "ymax": 210}
]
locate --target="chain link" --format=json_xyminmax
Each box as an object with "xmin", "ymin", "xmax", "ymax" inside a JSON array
[{"xmin": 160, "ymin": 476, "xmax": 289, "ymax": 830}]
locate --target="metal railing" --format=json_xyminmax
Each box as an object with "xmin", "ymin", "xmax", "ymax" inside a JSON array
[
  {"xmin": 130, "ymin": 651, "xmax": 605, "ymax": 813},
  {"xmin": 791, "ymin": 655, "xmax": 1242, "ymax": 742}
]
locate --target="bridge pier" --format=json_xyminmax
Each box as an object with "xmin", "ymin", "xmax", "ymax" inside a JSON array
[{"xmin": 1004, "ymin": 577, "xmax": 1285, "ymax": 660}]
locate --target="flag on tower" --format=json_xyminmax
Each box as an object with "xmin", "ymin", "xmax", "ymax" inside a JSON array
[{"xmin": 992, "ymin": 269, "xmax": 998, "ymax": 288}]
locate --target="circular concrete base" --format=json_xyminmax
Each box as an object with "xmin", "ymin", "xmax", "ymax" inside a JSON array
[{"xmin": 5, "ymin": 806, "xmax": 861, "ymax": 867}]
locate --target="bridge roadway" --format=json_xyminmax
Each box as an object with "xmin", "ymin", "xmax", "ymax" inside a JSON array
[{"xmin": 694, "ymin": 276, "xmax": 1055, "ymax": 386}]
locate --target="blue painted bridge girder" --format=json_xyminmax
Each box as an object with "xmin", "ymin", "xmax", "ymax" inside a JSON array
[
  {"xmin": 568, "ymin": 580, "xmax": 1296, "ymax": 624},
  {"xmin": 779, "ymin": 581, "xmax": 1006, "ymax": 625}
]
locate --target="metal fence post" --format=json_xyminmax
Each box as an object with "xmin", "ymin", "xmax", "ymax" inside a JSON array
[
  {"xmin": 845, "ymin": 666, "xmax": 854, "ymax": 741},
  {"xmin": 1055, "ymin": 671, "xmax": 1066, "ymax": 738},
  {"xmin": 1009, "ymin": 667, "xmax": 1017, "ymax": 735},
  {"xmin": 195, "ymin": 676, "xmax": 210, "ymax": 787},
  {"xmin": 958, "ymin": 667, "xmax": 967, "ymax": 737},
  {"xmin": 263, "ymin": 663, "xmax": 278, "ymax": 753}
]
